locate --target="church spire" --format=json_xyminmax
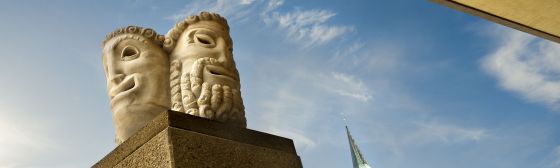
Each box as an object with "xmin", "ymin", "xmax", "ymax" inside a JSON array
[{"xmin": 346, "ymin": 126, "xmax": 372, "ymax": 168}]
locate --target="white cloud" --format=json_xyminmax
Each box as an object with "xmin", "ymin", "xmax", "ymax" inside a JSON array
[
  {"xmin": 267, "ymin": 127, "xmax": 317, "ymax": 149},
  {"xmin": 481, "ymin": 27, "xmax": 560, "ymax": 110},
  {"xmin": 252, "ymin": 68, "xmax": 372, "ymax": 151},
  {"xmin": 332, "ymin": 42, "xmax": 365, "ymax": 62},
  {"xmin": 543, "ymin": 146, "xmax": 560, "ymax": 168},
  {"xmin": 263, "ymin": 0, "xmax": 283, "ymax": 13},
  {"xmin": 257, "ymin": 86, "xmax": 319, "ymax": 150},
  {"xmin": 239, "ymin": 0, "xmax": 256, "ymax": 5},
  {"xmin": 413, "ymin": 121, "xmax": 487, "ymax": 143},
  {"xmin": 168, "ymin": 0, "xmax": 351, "ymax": 48},
  {"xmin": 166, "ymin": 0, "xmax": 259, "ymax": 22},
  {"xmin": 363, "ymin": 119, "xmax": 488, "ymax": 160},
  {"xmin": 266, "ymin": 9, "xmax": 354, "ymax": 47},
  {"xmin": 328, "ymin": 72, "xmax": 372, "ymax": 102},
  {"xmin": 351, "ymin": 116, "xmax": 491, "ymax": 165}
]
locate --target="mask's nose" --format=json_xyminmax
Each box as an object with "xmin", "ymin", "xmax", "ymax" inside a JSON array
[
  {"xmin": 109, "ymin": 74, "xmax": 126, "ymax": 87},
  {"xmin": 217, "ymin": 53, "xmax": 227, "ymax": 65},
  {"xmin": 216, "ymin": 47, "xmax": 234, "ymax": 69},
  {"xmin": 107, "ymin": 74, "xmax": 127, "ymax": 98},
  {"xmin": 106, "ymin": 58, "xmax": 125, "ymax": 89}
]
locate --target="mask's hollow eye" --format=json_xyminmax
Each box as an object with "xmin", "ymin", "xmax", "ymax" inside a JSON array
[
  {"xmin": 195, "ymin": 34, "xmax": 215, "ymax": 47},
  {"xmin": 197, "ymin": 36, "xmax": 210, "ymax": 44},
  {"xmin": 121, "ymin": 46, "xmax": 139, "ymax": 61}
]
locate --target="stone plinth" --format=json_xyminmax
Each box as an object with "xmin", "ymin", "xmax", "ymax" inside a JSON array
[{"xmin": 93, "ymin": 111, "xmax": 303, "ymax": 168}]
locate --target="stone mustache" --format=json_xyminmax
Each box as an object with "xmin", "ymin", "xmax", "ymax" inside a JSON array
[{"xmin": 102, "ymin": 12, "xmax": 246, "ymax": 144}]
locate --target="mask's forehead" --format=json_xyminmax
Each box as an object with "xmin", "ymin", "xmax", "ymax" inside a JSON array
[
  {"xmin": 184, "ymin": 21, "xmax": 229, "ymax": 38},
  {"xmin": 110, "ymin": 35, "xmax": 165, "ymax": 58},
  {"xmin": 104, "ymin": 35, "xmax": 147, "ymax": 52}
]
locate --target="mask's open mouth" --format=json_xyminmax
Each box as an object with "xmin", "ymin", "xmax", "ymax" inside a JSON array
[
  {"xmin": 109, "ymin": 75, "xmax": 136, "ymax": 100},
  {"xmin": 205, "ymin": 65, "xmax": 237, "ymax": 81}
]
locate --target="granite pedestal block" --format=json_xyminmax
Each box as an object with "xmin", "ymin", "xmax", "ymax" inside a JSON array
[{"xmin": 93, "ymin": 111, "xmax": 303, "ymax": 168}]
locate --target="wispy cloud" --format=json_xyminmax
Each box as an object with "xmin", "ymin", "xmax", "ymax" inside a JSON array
[
  {"xmin": 265, "ymin": 9, "xmax": 354, "ymax": 48},
  {"xmin": 357, "ymin": 116, "xmax": 490, "ymax": 162},
  {"xmin": 481, "ymin": 27, "xmax": 560, "ymax": 110},
  {"xmin": 262, "ymin": 0, "xmax": 283, "ymax": 14},
  {"xmin": 166, "ymin": 0, "xmax": 259, "ymax": 22},
  {"xmin": 553, "ymin": 148, "xmax": 560, "ymax": 167},
  {"xmin": 413, "ymin": 121, "xmax": 487, "ymax": 143},
  {"xmin": 257, "ymin": 86, "xmax": 319, "ymax": 149},
  {"xmin": 239, "ymin": 0, "xmax": 256, "ymax": 5},
  {"xmin": 168, "ymin": 0, "xmax": 352, "ymax": 48},
  {"xmin": 543, "ymin": 146, "xmax": 560, "ymax": 168},
  {"xmin": 253, "ymin": 68, "xmax": 372, "ymax": 150},
  {"xmin": 327, "ymin": 72, "xmax": 372, "ymax": 102}
]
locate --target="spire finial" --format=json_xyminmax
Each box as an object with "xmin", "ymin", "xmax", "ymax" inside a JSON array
[{"xmin": 340, "ymin": 112, "xmax": 349, "ymax": 126}]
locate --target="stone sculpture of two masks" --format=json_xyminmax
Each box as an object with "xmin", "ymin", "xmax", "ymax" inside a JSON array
[{"xmin": 101, "ymin": 12, "xmax": 246, "ymax": 144}]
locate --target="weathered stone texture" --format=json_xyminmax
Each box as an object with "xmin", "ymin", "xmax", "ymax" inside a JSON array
[
  {"xmin": 93, "ymin": 111, "xmax": 302, "ymax": 168},
  {"xmin": 169, "ymin": 127, "xmax": 302, "ymax": 168},
  {"xmin": 115, "ymin": 129, "xmax": 172, "ymax": 168}
]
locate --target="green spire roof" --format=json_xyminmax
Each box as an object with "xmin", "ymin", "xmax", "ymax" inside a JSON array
[{"xmin": 346, "ymin": 126, "xmax": 372, "ymax": 168}]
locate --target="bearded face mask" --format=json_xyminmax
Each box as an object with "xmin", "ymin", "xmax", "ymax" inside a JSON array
[{"xmin": 168, "ymin": 17, "xmax": 246, "ymax": 127}]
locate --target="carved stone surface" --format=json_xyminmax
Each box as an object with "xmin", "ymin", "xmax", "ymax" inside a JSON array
[
  {"xmin": 102, "ymin": 26, "xmax": 170, "ymax": 144},
  {"xmin": 166, "ymin": 12, "xmax": 246, "ymax": 127},
  {"xmin": 101, "ymin": 12, "xmax": 247, "ymax": 144}
]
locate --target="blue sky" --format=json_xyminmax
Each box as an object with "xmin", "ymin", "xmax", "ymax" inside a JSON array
[{"xmin": 0, "ymin": 0, "xmax": 559, "ymax": 167}]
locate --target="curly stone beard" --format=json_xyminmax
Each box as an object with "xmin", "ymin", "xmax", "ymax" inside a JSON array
[{"xmin": 170, "ymin": 57, "xmax": 246, "ymax": 127}]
